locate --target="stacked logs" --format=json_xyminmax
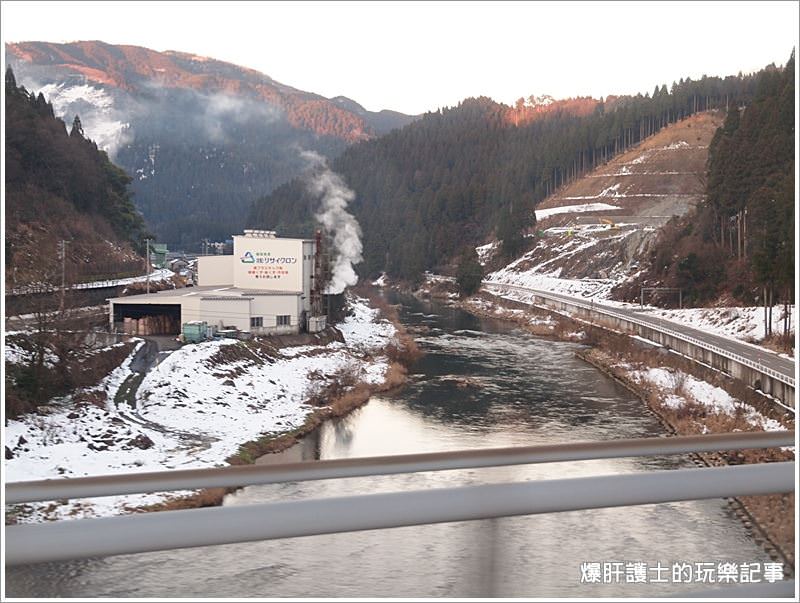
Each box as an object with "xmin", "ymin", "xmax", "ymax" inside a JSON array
[{"xmin": 122, "ymin": 314, "xmax": 179, "ymax": 335}]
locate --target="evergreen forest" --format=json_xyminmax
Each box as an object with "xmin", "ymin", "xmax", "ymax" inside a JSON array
[
  {"xmin": 251, "ymin": 68, "xmax": 768, "ymax": 282},
  {"xmin": 617, "ymin": 53, "xmax": 794, "ymax": 334}
]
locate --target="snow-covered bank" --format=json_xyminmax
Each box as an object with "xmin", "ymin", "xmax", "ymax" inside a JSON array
[
  {"xmin": 627, "ymin": 366, "xmax": 787, "ymax": 433},
  {"xmin": 5, "ymin": 297, "xmax": 397, "ymax": 522}
]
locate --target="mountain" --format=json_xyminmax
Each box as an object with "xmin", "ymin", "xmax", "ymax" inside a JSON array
[
  {"xmin": 483, "ymin": 110, "xmax": 723, "ymax": 300},
  {"xmin": 614, "ymin": 55, "xmax": 794, "ymax": 316},
  {"xmin": 6, "ymin": 40, "xmax": 418, "ymax": 247},
  {"xmin": 250, "ymin": 69, "xmax": 763, "ymax": 282},
  {"xmin": 330, "ymin": 95, "xmax": 419, "ymax": 135},
  {"xmin": 4, "ymin": 67, "xmax": 146, "ymax": 291}
]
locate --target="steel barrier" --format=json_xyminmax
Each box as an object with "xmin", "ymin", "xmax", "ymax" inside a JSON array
[
  {"xmin": 484, "ymin": 281, "xmax": 796, "ymax": 388},
  {"xmin": 4, "ymin": 433, "xmax": 795, "ymax": 567},
  {"xmin": 6, "ymin": 431, "xmax": 794, "ymax": 504},
  {"xmin": 5, "ymin": 462, "xmax": 795, "ymax": 566}
]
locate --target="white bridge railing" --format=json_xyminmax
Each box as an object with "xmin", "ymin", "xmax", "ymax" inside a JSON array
[
  {"xmin": 5, "ymin": 431, "xmax": 795, "ymax": 577},
  {"xmin": 484, "ymin": 281, "xmax": 796, "ymax": 388}
]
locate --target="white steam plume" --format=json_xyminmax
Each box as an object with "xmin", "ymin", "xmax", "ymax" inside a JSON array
[{"xmin": 301, "ymin": 150, "xmax": 363, "ymax": 294}]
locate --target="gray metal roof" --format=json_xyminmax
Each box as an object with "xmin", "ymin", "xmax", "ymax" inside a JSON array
[{"xmin": 108, "ymin": 285, "xmax": 301, "ymax": 303}]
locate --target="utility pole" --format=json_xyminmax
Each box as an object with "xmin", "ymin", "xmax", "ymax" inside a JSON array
[
  {"xmin": 145, "ymin": 238, "xmax": 152, "ymax": 294},
  {"xmin": 59, "ymin": 240, "xmax": 69, "ymax": 312}
]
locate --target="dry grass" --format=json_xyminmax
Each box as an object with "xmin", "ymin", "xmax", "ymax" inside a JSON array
[
  {"xmin": 140, "ymin": 487, "xmax": 230, "ymax": 512},
  {"xmin": 355, "ymin": 285, "xmax": 423, "ymax": 367},
  {"xmin": 382, "ymin": 362, "xmax": 409, "ymax": 390}
]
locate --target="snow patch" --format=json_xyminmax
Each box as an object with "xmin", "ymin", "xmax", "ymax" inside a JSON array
[
  {"xmin": 535, "ymin": 203, "xmax": 622, "ymax": 221},
  {"xmin": 475, "ymin": 241, "xmax": 499, "ymax": 265},
  {"xmin": 629, "ymin": 367, "xmax": 788, "ymax": 434}
]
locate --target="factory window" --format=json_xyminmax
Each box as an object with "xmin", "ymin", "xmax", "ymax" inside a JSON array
[
  {"xmin": 277, "ymin": 315, "xmax": 291, "ymax": 326},
  {"xmin": 250, "ymin": 317, "xmax": 263, "ymax": 328}
]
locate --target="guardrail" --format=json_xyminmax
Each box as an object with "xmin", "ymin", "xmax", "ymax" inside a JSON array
[
  {"xmin": 6, "ymin": 463, "xmax": 794, "ymax": 567},
  {"xmin": 5, "ymin": 431, "xmax": 795, "ymax": 567},
  {"xmin": 7, "ymin": 431, "xmax": 792, "ymax": 504},
  {"xmin": 484, "ymin": 281, "xmax": 795, "ymax": 388}
]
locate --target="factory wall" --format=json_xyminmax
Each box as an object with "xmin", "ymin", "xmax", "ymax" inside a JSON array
[
  {"xmin": 199, "ymin": 297, "xmax": 251, "ymax": 332},
  {"xmin": 197, "ymin": 256, "xmax": 234, "ymax": 286},
  {"xmin": 250, "ymin": 294, "xmax": 303, "ymax": 334},
  {"xmin": 232, "ymin": 236, "xmax": 305, "ymax": 292}
]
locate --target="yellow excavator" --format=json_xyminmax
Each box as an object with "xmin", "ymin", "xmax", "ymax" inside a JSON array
[{"xmin": 600, "ymin": 217, "xmax": 619, "ymax": 230}]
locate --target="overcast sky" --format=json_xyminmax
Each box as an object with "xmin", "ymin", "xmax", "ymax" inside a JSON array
[{"xmin": 2, "ymin": 1, "xmax": 797, "ymax": 115}]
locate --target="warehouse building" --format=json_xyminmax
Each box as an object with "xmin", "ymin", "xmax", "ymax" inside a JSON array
[{"xmin": 109, "ymin": 230, "xmax": 325, "ymax": 336}]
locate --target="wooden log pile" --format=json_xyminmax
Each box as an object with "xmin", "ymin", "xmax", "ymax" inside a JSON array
[{"xmin": 122, "ymin": 314, "xmax": 179, "ymax": 335}]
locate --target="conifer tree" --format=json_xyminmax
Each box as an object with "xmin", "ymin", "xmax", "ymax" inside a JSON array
[
  {"xmin": 456, "ymin": 247, "xmax": 483, "ymax": 297},
  {"xmin": 70, "ymin": 115, "xmax": 84, "ymax": 138}
]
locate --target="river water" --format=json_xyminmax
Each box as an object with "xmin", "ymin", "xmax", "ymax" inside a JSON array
[{"xmin": 6, "ymin": 295, "xmax": 771, "ymax": 597}]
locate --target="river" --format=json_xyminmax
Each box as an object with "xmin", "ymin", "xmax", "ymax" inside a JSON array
[{"xmin": 5, "ymin": 295, "xmax": 771, "ymax": 597}]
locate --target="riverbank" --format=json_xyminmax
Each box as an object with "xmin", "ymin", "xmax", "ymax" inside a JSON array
[
  {"xmin": 447, "ymin": 287, "xmax": 795, "ymax": 571},
  {"xmin": 5, "ymin": 295, "xmax": 416, "ymax": 522},
  {"xmin": 145, "ymin": 292, "xmax": 420, "ymax": 512}
]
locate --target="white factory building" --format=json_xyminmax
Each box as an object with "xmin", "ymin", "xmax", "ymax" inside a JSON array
[{"xmin": 109, "ymin": 230, "xmax": 325, "ymax": 336}]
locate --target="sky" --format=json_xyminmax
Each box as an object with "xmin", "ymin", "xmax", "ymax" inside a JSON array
[{"xmin": 2, "ymin": 0, "xmax": 798, "ymax": 115}]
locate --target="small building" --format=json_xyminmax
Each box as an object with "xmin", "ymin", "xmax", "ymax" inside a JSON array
[
  {"xmin": 149, "ymin": 243, "xmax": 168, "ymax": 269},
  {"xmin": 109, "ymin": 230, "xmax": 326, "ymax": 337},
  {"xmin": 168, "ymin": 258, "xmax": 189, "ymax": 272}
]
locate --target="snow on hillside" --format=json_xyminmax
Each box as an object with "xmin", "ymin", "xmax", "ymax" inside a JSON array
[
  {"xmin": 485, "ymin": 225, "xmax": 640, "ymax": 301},
  {"xmin": 478, "ymin": 114, "xmax": 790, "ymax": 350},
  {"xmin": 487, "ymin": 118, "xmax": 718, "ymax": 301},
  {"xmin": 4, "ymin": 332, "xmax": 59, "ymax": 367},
  {"xmin": 475, "ymin": 241, "xmax": 499, "ymax": 265},
  {"xmin": 5, "ymin": 297, "xmax": 396, "ymax": 522},
  {"xmin": 487, "ymin": 271, "xmax": 620, "ymax": 301},
  {"xmin": 534, "ymin": 202, "xmax": 621, "ymax": 221}
]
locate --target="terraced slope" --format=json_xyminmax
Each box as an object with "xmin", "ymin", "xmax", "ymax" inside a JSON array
[{"xmin": 485, "ymin": 111, "xmax": 724, "ymax": 296}]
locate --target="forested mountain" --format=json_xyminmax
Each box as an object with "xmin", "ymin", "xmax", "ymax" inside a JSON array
[
  {"xmin": 4, "ymin": 66, "xmax": 147, "ymax": 289},
  {"xmin": 615, "ymin": 54, "xmax": 794, "ymax": 330},
  {"xmin": 250, "ymin": 69, "xmax": 765, "ymax": 281},
  {"xmin": 6, "ymin": 41, "xmax": 417, "ymax": 247}
]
